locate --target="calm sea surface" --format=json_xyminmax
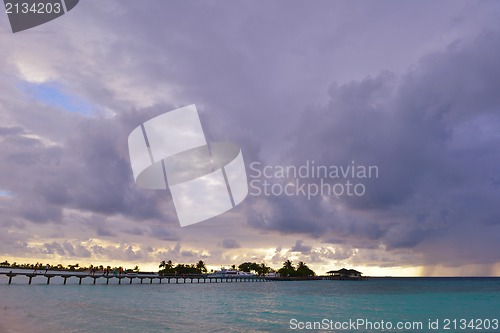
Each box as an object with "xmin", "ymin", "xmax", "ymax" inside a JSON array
[{"xmin": 0, "ymin": 274, "xmax": 499, "ymax": 333}]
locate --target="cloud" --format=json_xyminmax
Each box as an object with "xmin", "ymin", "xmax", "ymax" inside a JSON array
[
  {"xmin": 220, "ymin": 238, "xmax": 241, "ymax": 249},
  {"xmin": 149, "ymin": 225, "xmax": 179, "ymax": 241},
  {"xmin": 0, "ymin": 98, "xmax": 177, "ymax": 227},
  {"xmin": 123, "ymin": 227, "xmax": 145, "ymax": 236},
  {"xmin": 0, "ymin": 126, "xmax": 24, "ymax": 136},
  {"xmin": 244, "ymin": 31, "xmax": 500, "ymax": 268},
  {"xmin": 96, "ymin": 227, "xmax": 115, "ymax": 237},
  {"xmin": 290, "ymin": 240, "xmax": 312, "ymax": 254},
  {"xmin": 42, "ymin": 241, "xmax": 66, "ymax": 256}
]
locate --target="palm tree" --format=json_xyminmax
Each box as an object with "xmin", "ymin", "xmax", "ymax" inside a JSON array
[
  {"xmin": 283, "ymin": 260, "xmax": 294, "ymax": 270},
  {"xmin": 297, "ymin": 261, "xmax": 306, "ymax": 270},
  {"xmin": 296, "ymin": 261, "xmax": 315, "ymax": 277},
  {"xmin": 159, "ymin": 260, "xmax": 174, "ymax": 274},
  {"xmin": 196, "ymin": 260, "xmax": 207, "ymax": 273},
  {"xmin": 259, "ymin": 262, "xmax": 271, "ymax": 276},
  {"xmin": 278, "ymin": 259, "xmax": 295, "ymax": 277},
  {"xmin": 238, "ymin": 262, "xmax": 253, "ymax": 272}
]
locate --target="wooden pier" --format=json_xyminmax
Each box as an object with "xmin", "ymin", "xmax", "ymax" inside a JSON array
[{"xmin": 0, "ymin": 271, "xmax": 273, "ymax": 285}]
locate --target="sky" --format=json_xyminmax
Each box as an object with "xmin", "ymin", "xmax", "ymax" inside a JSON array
[{"xmin": 1, "ymin": 0, "xmax": 500, "ymax": 276}]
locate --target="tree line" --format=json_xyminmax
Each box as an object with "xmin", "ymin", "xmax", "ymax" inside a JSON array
[
  {"xmin": 0, "ymin": 260, "xmax": 140, "ymax": 273},
  {"xmin": 277, "ymin": 259, "xmax": 315, "ymax": 277},
  {"xmin": 158, "ymin": 259, "xmax": 316, "ymax": 277},
  {"xmin": 1, "ymin": 259, "xmax": 317, "ymax": 277},
  {"xmin": 159, "ymin": 260, "xmax": 208, "ymax": 275}
]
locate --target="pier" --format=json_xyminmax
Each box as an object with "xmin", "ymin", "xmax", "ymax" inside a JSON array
[{"xmin": 0, "ymin": 270, "xmax": 273, "ymax": 285}]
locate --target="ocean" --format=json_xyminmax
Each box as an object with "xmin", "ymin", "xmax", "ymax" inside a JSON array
[{"xmin": 0, "ymin": 273, "xmax": 499, "ymax": 333}]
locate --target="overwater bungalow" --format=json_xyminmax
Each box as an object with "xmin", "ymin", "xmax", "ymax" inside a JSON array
[{"xmin": 326, "ymin": 268, "xmax": 363, "ymax": 280}]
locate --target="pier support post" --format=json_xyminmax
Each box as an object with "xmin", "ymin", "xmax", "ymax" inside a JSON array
[{"xmin": 7, "ymin": 271, "xmax": 14, "ymax": 285}]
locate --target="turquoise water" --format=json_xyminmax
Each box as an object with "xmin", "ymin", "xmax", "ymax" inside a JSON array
[{"xmin": 0, "ymin": 277, "xmax": 499, "ymax": 332}]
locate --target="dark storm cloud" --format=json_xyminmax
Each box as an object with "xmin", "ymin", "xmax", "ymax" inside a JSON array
[
  {"xmin": 243, "ymin": 31, "xmax": 500, "ymax": 267},
  {"xmin": 62, "ymin": 111, "xmax": 175, "ymax": 220},
  {"xmin": 0, "ymin": 100, "xmax": 180, "ymax": 227},
  {"xmin": 0, "ymin": 126, "xmax": 24, "ymax": 136},
  {"xmin": 61, "ymin": 241, "xmax": 91, "ymax": 258},
  {"xmin": 96, "ymin": 227, "xmax": 115, "ymax": 237},
  {"xmin": 148, "ymin": 225, "xmax": 180, "ymax": 241},
  {"xmin": 290, "ymin": 240, "xmax": 312, "ymax": 254},
  {"xmin": 123, "ymin": 227, "xmax": 145, "ymax": 236},
  {"xmin": 20, "ymin": 201, "xmax": 63, "ymax": 224},
  {"xmin": 220, "ymin": 238, "xmax": 241, "ymax": 249},
  {"xmin": 42, "ymin": 241, "xmax": 66, "ymax": 256}
]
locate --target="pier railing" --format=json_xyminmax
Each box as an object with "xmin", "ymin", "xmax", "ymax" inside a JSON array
[{"xmin": 0, "ymin": 271, "xmax": 273, "ymax": 285}]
